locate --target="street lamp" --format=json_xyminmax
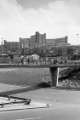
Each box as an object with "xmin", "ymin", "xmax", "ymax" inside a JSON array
[{"xmin": 1, "ymin": 37, "xmax": 4, "ymax": 54}]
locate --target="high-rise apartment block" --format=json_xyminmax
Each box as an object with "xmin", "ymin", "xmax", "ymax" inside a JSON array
[
  {"xmin": 19, "ymin": 38, "xmax": 30, "ymax": 48},
  {"xmin": 4, "ymin": 40, "xmax": 20, "ymax": 52},
  {"xmin": 30, "ymin": 32, "xmax": 46, "ymax": 49},
  {"xmin": 46, "ymin": 36, "xmax": 69, "ymax": 47},
  {"xmin": 19, "ymin": 32, "xmax": 69, "ymax": 50},
  {"xmin": 19, "ymin": 32, "xmax": 46, "ymax": 49}
]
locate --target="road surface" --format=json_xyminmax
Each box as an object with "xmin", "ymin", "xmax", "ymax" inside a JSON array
[{"xmin": 0, "ymin": 88, "xmax": 80, "ymax": 120}]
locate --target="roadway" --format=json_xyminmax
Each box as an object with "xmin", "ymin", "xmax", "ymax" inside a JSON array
[
  {"xmin": 0, "ymin": 63, "xmax": 80, "ymax": 68},
  {"xmin": 0, "ymin": 88, "xmax": 80, "ymax": 120},
  {"xmin": 1, "ymin": 104, "xmax": 80, "ymax": 120}
]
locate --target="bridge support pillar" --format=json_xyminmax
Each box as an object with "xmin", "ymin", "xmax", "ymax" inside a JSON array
[{"xmin": 49, "ymin": 67, "xmax": 59, "ymax": 87}]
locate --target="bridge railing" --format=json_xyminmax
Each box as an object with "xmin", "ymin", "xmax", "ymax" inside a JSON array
[
  {"xmin": 1, "ymin": 55, "xmax": 80, "ymax": 66},
  {"xmin": 14, "ymin": 57, "xmax": 80, "ymax": 66}
]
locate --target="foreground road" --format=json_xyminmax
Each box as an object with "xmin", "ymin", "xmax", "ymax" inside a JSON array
[
  {"xmin": 0, "ymin": 88, "xmax": 80, "ymax": 120},
  {"xmin": 0, "ymin": 104, "xmax": 80, "ymax": 120}
]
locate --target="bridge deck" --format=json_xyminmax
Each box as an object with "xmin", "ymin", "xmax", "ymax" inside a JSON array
[{"xmin": 0, "ymin": 63, "xmax": 80, "ymax": 68}]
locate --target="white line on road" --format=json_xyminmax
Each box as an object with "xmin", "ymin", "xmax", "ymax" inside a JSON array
[{"xmin": 16, "ymin": 117, "xmax": 41, "ymax": 120}]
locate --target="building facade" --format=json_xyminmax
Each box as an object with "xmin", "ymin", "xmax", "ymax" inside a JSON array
[
  {"xmin": 30, "ymin": 32, "xmax": 46, "ymax": 49},
  {"xmin": 19, "ymin": 32, "xmax": 46, "ymax": 49},
  {"xmin": 19, "ymin": 38, "xmax": 30, "ymax": 49},
  {"xmin": 46, "ymin": 36, "xmax": 69, "ymax": 47},
  {"xmin": 4, "ymin": 40, "xmax": 20, "ymax": 52}
]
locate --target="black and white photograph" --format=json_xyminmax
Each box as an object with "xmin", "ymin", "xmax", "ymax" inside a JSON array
[{"xmin": 0, "ymin": 0, "xmax": 80, "ymax": 120}]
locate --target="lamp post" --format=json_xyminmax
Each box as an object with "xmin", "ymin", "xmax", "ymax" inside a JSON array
[
  {"xmin": 1, "ymin": 37, "xmax": 4, "ymax": 54},
  {"xmin": 75, "ymin": 33, "xmax": 80, "ymax": 44}
]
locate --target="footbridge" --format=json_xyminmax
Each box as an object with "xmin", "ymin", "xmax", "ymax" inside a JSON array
[{"xmin": 0, "ymin": 62, "xmax": 80, "ymax": 87}]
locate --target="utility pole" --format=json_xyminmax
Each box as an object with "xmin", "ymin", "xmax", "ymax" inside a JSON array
[{"xmin": 1, "ymin": 37, "xmax": 4, "ymax": 54}]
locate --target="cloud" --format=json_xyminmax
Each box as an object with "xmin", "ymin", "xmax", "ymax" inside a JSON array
[
  {"xmin": 17, "ymin": 0, "xmax": 55, "ymax": 9},
  {"xmin": 0, "ymin": 0, "xmax": 80, "ymax": 45}
]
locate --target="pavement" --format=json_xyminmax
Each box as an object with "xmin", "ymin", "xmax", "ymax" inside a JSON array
[
  {"xmin": 0, "ymin": 83, "xmax": 48, "ymax": 112},
  {"xmin": 0, "ymin": 88, "xmax": 80, "ymax": 120},
  {"xmin": 0, "ymin": 83, "xmax": 26, "ymax": 93},
  {"xmin": 0, "ymin": 101, "xmax": 48, "ymax": 112},
  {"xmin": 0, "ymin": 83, "xmax": 80, "ymax": 120}
]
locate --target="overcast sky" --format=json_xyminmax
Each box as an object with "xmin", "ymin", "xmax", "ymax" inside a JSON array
[{"xmin": 0, "ymin": 0, "xmax": 80, "ymax": 44}]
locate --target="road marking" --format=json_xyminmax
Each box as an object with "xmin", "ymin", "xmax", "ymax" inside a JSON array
[
  {"xmin": 16, "ymin": 117, "xmax": 41, "ymax": 120},
  {"xmin": 16, "ymin": 119, "xmax": 24, "ymax": 120}
]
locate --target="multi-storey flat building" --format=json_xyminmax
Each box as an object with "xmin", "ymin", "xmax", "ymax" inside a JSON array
[
  {"xmin": 46, "ymin": 36, "xmax": 69, "ymax": 47},
  {"xmin": 19, "ymin": 32, "xmax": 46, "ymax": 49},
  {"xmin": 2, "ymin": 32, "xmax": 70, "ymax": 55},
  {"xmin": 30, "ymin": 32, "xmax": 46, "ymax": 49},
  {"xmin": 19, "ymin": 38, "xmax": 30, "ymax": 48},
  {"xmin": 4, "ymin": 40, "xmax": 20, "ymax": 52},
  {"xmin": 19, "ymin": 32, "xmax": 69, "ymax": 49}
]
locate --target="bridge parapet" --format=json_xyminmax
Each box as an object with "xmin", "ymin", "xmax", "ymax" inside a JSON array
[{"xmin": 0, "ymin": 61, "xmax": 80, "ymax": 68}]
